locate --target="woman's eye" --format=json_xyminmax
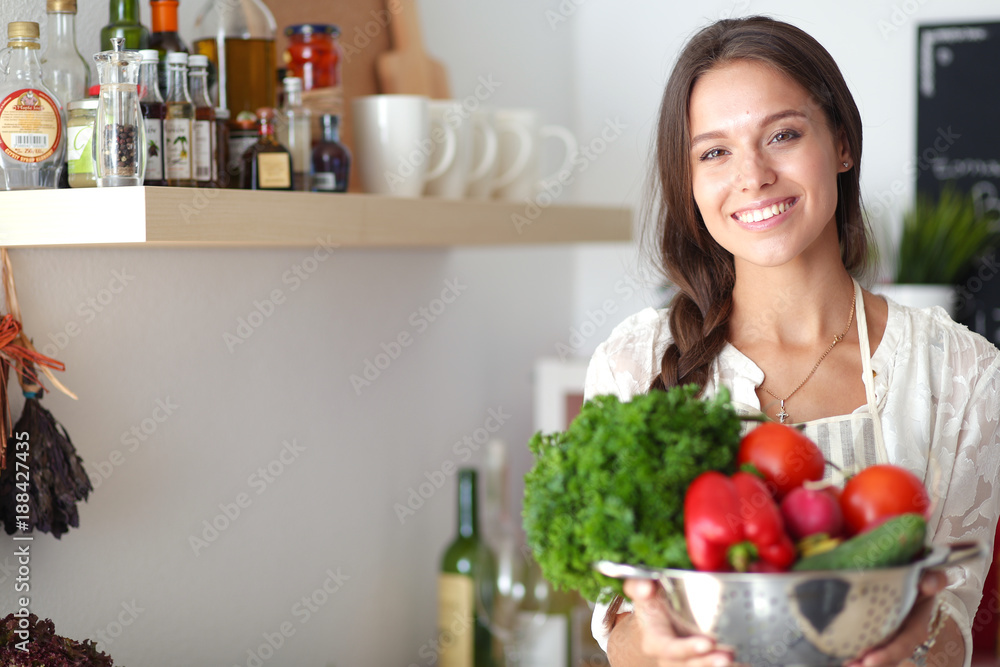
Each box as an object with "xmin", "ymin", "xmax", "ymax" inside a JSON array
[
  {"xmin": 699, "ymin": 148, "xmax": 727, "ymax": 161},
  {"xmin": 771, "ymin": 130, "xmax": 799, "ymax": 143}
]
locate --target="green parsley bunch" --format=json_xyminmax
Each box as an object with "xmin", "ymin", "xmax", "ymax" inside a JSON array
[{"xmin": 522, "ymin": 385, "xmax": 742, "ymax": 601}]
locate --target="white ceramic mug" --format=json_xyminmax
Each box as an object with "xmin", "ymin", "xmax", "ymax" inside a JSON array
[
  {"xmin": 351, "ymin": 94, "xmax": 457, "ymax": 197},
  {"xmin": 424, "ymin": 100, "xmax": 474, "ymax": 200},
  {"xmin": 465, "ymin": 108, "xmax": 499, "ymax": 200},
  {"xmin": 491, "ymin": 108, "xmax": 577, "ymax": 201}
]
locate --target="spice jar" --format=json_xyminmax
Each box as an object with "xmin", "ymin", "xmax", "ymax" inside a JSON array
[
  {"xmin": 66, "ymin": 99, "xmax": 99, "ymax": 188},
  {"xmin": 93, "ymin": 37, "xmax": 145, "ymax": 186},
  {"xmin": 283, "ymin": 24, "xmax": 342, "ymax": 139}
]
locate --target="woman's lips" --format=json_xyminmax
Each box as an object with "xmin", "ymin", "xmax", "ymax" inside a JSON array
[{"xmin": 732, "ymin": 197, "xmax": 797, "ymax": 230}]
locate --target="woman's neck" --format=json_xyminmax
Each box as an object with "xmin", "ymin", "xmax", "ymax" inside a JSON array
[{"xmin": 728, "ymin": 253, "xmax": 857, "ymax": 350}]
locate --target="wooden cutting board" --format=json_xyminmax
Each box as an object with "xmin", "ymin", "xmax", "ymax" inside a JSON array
[{"xmin": 375, "ymin": 0, "xmax": 451, "ymax": 98}]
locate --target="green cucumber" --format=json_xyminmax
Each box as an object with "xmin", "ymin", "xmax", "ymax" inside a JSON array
[{"xmin": 792, "ymin": 513, "xmax": 927, "ymax": 571}]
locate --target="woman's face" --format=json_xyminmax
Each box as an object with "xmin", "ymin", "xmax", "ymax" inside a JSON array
[{"xmin": 688, "ymin": 59, "xmax": 850, "ymax": 271}]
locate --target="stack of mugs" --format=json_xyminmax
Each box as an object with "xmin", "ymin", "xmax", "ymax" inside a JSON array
[{"xmin": 351, "ymin": 94, "xmax": 577, "ymax": 201}]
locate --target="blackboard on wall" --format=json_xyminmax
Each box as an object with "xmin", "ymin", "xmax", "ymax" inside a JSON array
[{"xmin": 916, "ymin": 21, "xmax": 1000, "ymax": 347}]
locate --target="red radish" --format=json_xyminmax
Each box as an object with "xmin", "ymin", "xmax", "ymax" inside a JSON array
[{"xmin": 780, "ymin": 486, "xmax": 844, "ymax": 539}]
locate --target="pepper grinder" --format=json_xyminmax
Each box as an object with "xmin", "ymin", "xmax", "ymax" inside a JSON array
[{"xmin": 94, "ymin": 36, "xmax": 145, "ymax": 186}]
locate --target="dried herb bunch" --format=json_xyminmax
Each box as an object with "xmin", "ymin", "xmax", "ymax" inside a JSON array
[
  {"xmin": 0, "ymin": 394, "xmax": 93, "ymax": 537},
  {"xmin": 0, "ymin": 248, "xmax": 91, "ymax": 538},
  {"xmin": 0, "ymin": 613, "xmax": 116, "ymax": 666}
]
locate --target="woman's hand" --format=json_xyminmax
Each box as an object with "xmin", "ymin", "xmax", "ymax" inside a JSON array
[
  {"xmin": 606, "ymin": 579, "xmax": 734, "ymax": 667},
  {"xmin": 844, "ymin": 571, "xmax": 950, "ymax": 667}
]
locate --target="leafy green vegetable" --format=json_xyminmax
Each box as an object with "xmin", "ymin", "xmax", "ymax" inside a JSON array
[{"xmin": 522, "ymin": 385, "xmax": 742, "ymax": 602}]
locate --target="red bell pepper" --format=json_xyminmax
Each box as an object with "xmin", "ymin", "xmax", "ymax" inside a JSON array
[{"xmin": 684, "ymin": 470, "xmax": 796, "ymax": 572}]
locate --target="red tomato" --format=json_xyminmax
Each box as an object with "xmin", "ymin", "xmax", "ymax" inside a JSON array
[
  {"xmin": 840, "ymin": 464, "xmax": 930, "ymax": 534},
  {"xmin": 737, "ymin": 422, "xmax": 825, "ymax": 498}
]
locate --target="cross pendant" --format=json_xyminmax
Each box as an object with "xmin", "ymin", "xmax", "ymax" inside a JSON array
[{"xmin": 776, "ymin": 400, "xmax": 789, "ymax": 424}]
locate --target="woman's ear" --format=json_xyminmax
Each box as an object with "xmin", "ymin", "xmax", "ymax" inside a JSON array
[{"xmin": 837, "ymin": 129, "xmax": 852, "ymax": 171}]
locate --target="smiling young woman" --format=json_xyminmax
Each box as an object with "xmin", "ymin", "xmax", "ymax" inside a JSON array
[{"xmin": 583, "ymin": 15, "xmax": 1000, "ymax": 667}]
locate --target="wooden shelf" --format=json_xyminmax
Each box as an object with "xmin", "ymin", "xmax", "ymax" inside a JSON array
[{"xmin": 0, "ymin": 187, "xmax": 632, "ymax": 248}]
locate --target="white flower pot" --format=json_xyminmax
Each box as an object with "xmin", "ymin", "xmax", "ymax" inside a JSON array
[{"xmin": 873, "ymin": 283, "xmax": 955, "ymax": 316}]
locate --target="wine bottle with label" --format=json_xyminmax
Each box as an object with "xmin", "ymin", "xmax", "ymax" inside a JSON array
[{"xmin": 439, "ymin": 468, "xmax": 499, "ymax": 667}]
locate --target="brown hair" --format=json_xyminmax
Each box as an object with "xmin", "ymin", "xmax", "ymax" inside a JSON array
[{"xmin": 604, "ymin": 15, "xmax": 872, "ymax": 629}]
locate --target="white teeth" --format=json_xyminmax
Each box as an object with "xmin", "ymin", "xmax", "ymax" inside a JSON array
[{"xmin": 736, "ymin": 200, "xmax": 791, "ymax": 223}]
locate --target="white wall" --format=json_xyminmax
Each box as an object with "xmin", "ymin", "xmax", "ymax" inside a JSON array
[{"xmin": 2, "ymin": 0, "xmax": 999, "ymax": 664}]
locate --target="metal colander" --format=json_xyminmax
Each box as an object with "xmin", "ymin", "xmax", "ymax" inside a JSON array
[{"xmin": 595, "ymin": 543, "xmax": 982, "ymax": 666}]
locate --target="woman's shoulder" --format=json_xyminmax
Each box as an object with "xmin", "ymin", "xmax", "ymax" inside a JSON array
[
  {"xmin": 882, "ymin": 297, "xmax": 1000, "ymax": 382},
  {"xmin": 600, "ymin": 306, "xmax": 673, "ymax": 352},
  {"xmin": 584, "ymin": 307, "xmax": 673, "ymax": 401}
]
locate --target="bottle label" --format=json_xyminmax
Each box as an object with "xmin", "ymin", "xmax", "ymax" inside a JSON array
[
  {"xmin": 164, "ymin": 118, "xmax": 192, "ymax": 180},
  {"xmin": 193, "ymin": 119, "xmax": 213, "ymax": 181},
  {"xmin": 0, "ymin": 89, "xmax": 63, "ymax": 163},
  {"xmin": 256, "ymin": 152, "xmax": 291, "ymax": 189},
  {"xmin": 313, "ymin": 171, "xmax": 336, "ymax": 191},
  {"xmin": 228, "ymin": 132, "xmax": 258, "ymax": 176},
  {"xmin": 516, "ymin": 611, "xmax": 568, "ymax": 667},
  {"xmin": 144, "ymin": 117, "xmax": 164, "ymax": 181},
  {"xmin": 66, "ymin": 123, "xmax": 95, "ymax": 175},
  {"xmin": 438, "ymin": 574, "xmax": 474, "ymax": 667}
]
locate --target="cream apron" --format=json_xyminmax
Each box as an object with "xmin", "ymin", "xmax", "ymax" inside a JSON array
[{"xmin": 731, "ymin": 278, "xmax": 889, "ymax": 481}]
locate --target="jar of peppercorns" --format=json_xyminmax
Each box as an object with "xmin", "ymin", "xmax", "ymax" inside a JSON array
[{"xmin": 93, "ymin": 37, "xmax": 145, "ymax": 186}]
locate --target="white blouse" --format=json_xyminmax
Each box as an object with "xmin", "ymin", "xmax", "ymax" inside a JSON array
[{"xmin": 584, "ymin": 296, "xmax": 1000, "ymax": 665}]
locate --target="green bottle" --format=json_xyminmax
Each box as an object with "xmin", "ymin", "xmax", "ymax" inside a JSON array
[
  {"xmin": 100, "ymin": 0, "xmax": 149, "ymax": 51},
  {"xmin": 439, "ymin": 469, "xmax": 498, "ymax": 667}
]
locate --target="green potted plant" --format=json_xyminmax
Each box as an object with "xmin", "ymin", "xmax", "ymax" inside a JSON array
[{"xmin": 875, "ymin": 185, "xmax": 999, "ymax": 314}]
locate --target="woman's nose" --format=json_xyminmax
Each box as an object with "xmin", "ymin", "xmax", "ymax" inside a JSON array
[{"xmin": 737, "ymin": 152, "xmax": 776, "ymax": 191}]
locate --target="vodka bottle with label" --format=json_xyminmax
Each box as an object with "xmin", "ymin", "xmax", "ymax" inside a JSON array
[
  {"xmin": 138, "ymin": 49, "xmax": 165, "ymax": 185},
  {"xmin": 163, "ymin": 51, "xmax": 194, "ymax": 186},
  {"xmin": 188, "ymin": 54, "xmax": 216, "ymax": 185}
]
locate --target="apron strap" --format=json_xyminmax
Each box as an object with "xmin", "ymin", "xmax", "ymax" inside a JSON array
[{"xmin": 853, "ymin": 277, "xmax": 888, "ymax": 462}]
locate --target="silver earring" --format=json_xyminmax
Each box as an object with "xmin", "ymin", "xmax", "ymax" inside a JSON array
[{"xmin": 843, "ymin": 162, "xmax": 849, "ymax": 168}]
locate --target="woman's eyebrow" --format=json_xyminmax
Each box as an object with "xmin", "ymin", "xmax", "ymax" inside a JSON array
[{"xmin": 690, "ymin": 109, "xmax": 808, "ymax": 148}]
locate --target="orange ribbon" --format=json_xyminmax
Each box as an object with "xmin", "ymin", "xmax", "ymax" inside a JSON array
[{"xmin": 0, "ymin": 313, "xmax": 65, "ymax": 392}]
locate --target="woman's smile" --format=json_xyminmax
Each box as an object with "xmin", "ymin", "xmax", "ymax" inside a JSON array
[{"xmin": 731, "ymin": 196, "xmax": 798, "ymax": 230}]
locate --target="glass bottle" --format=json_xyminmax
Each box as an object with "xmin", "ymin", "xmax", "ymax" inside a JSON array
[
  {"xmin": 311, "ymin": 113, "xmax": 350, "ymax": 193},
  {"xmin": 0, "ymin": 22, "xmax": 66, "ymax": 190},
  {"xmin": 101, "ymin": 0, "xmax": 150, "ymax": 51},
  {"xmin": 192, "ymin": 0, "xmax": 276, "ymax": 126},
  {"xmin": 163, "ymin": 51, "xmax": 194, "ymax": 186},
  {"xmin": 284, "ymin": 24, "xmax": 343, "ymax": 140},
  {"xmin": 276, "ymin": 76, "xmax": 309, "ymax": 191},
  {"xmin": 94, "ymin": 37, "xmax": 144, "ymax": 187},
  {"xmin": 213, "ymin": 106, "xmax": 230, "ymax": 187},
  {"xmin": 66, "ymin": 99, "xmax": 98, "ymax": 188},
  {"xmin": 148, "ymin": 0, "xmax": 189, "ymax": 100},
  {"xmin": 138, "ymin": 49, "xmax": 165, "ymax": 185},
  {"xmin": 239, "ymin": 107, "xmax": 290, "ymax": 190},
  {"xmin": 514, "ymin": 556, "xmax": 576, "ymax": 667},
  {"xmin": 188, "ymin": 54, "xmax": 215, "ymax": 186},
  {"xmin": 439, "ymin": 468, "xmax": 499, "ymax": 667},
  {"xmin": 42, "ymin": 0, "xmax": 91, "ymax": 110}
]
